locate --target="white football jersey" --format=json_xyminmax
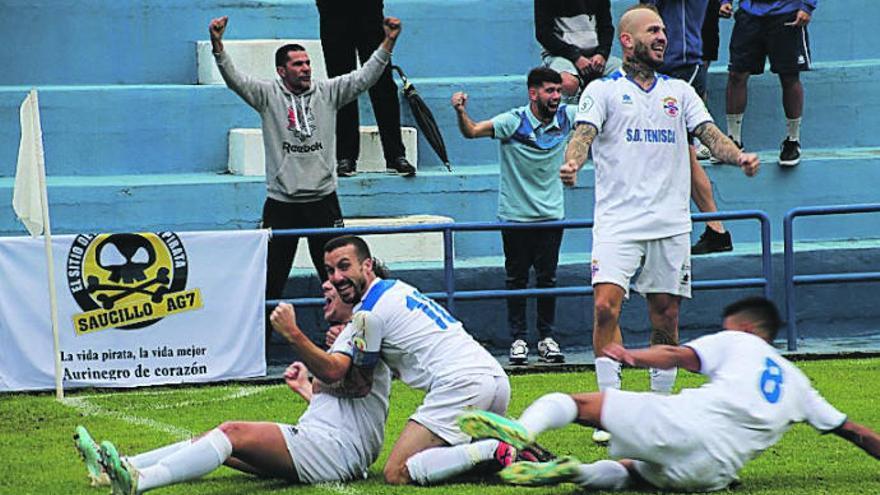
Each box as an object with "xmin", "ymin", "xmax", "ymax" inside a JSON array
[
  {"xmin": 296, "ymin": 334, "xmax": 392, "ymax": 470},
  {"xmin": 350, "ymin": 278, "xmax": 506, "ymax": 391},
  {"xmin": 679, "ymin": 331, "xmax": 846, "ymax": 477},
  {"xmin": 576, "ymin": 68, "xmax": 712, "ymax": 241}
]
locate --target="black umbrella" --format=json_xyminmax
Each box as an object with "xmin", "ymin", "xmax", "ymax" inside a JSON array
[{"xmin": 392, "ymin": 65, "xmax": 452, "ymax": 172}]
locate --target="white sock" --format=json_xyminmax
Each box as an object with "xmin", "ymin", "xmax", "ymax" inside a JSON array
[
  {"xmin": 137, "ymin": 428, "xmax": 232, "ymax": 492},
  {"xmin": 573, "ymin": 460, "xmax": 631, "ymax": 490},
  {"xmin": 595, "ymin": 357, "xmax": 622, "ymax": 392},
  {"xmin": 127, "ymin": 440, "xmax": 191, "ymax": 470},
  {"xmin": 518, "ymin": 392, "xmax": 578, "ymax": 436},
  {"xmin": 786, "ymin": 117, "xmax": 801, "ymax": 141},
  {"xmin": 726, "ymin": 113, "xmax": 744, "ymax": 142},
  {"xmin": 650, "ymin": 367, "xmax": 678, "ymax": 394},
  {"xmin": 405, "ymin": 439, "xmax": 499, "ymax": 485}
]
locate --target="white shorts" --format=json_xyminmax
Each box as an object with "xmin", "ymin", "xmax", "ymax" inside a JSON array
[
  {"xmin": 280, "ymin": 423, "xmax": 369, "ymax": 484},
  {"xmin": 411, "ymin": 374, "xmax": 510, "ymax": 445},
  {"xmin": 590, "ymin": 233, "xmax": 692, "ymax": 298},
  {"xmin": 601, "ymin": 389, "xmax": 736, "ymax": 492}
]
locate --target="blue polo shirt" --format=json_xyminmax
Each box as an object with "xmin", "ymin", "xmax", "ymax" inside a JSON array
[{"xmin": 492, "ymin": 103, "xmax": 576, "ymax": 222}]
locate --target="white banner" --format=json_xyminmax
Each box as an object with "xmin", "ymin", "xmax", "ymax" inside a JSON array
[{"xmin": 0, "ymin": 230, "xmax": 268, "ymax": 391}]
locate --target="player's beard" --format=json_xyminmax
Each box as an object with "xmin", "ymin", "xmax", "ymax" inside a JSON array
[
  {"xmin": 334, "ymin": 275, "xmax": 367, "ymax": 305},
  {"xmin": 633, "ymin": 39, "xmax": 664, "ymax": 70},
  {"xmin": 536, "ymin": 97, "xmax": 559, "ymax": 120}
]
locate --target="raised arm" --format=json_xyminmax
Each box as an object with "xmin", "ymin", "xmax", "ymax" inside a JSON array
[
  {"xmin": 832, "ymin": 420, "xmax": 880, "ymax": 460},
  {"xmin": 451, "ymin": 92, "xmax": 494, "ymax": 138},
  {"xmin": 560, "ymin": 122, "xmax": 598, "ymax": 187},
  {"xmin": 603, "ymin": 343, "xmax": 702, "ymax": 373},
  {"xmin": 693, "ymin": 121, "xmax": 760, "ymax": 176},
  {"xmin": 270, "ymin": 303, "xmax": 351, "ymax": 383},
  {"xmin": 209, "ymin": 16, "xmax": 227, "ymax": 54}
]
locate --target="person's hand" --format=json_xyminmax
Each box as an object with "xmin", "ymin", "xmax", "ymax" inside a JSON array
[
  {"xmin": 738, "ymin": 152, "xmax": 760, "ymax": 177},
  {"xmin": 719, "ymin": 3, "xmax": 733, "ymax": 18},
  {"xmin": 284, "ymin": 362, "xmax": 310, "ymax": 394},
  {"xmin": 209, "ymin": 16, "xmax": 228, "ymax": 41},
  {"xmin": 574, "ymin": 56, "xmax": 592, "ymax": 76},
  {"xmin": 383, "ymin": 17, "xmax": 402, "ymax": 40},
  {"xmin": 325, "ymin": 323, "xmax": 345, "ymax": 348},
  {"xmin": 451, "ymin": 91, "xmax": 468, "ymax": 111},
  {"xmin": 270, "ymin": 303, "xmax": 302, "ymax": 342},
  {"xmin": 589, "ymin": 54, "xmax": 607, "ymax": 74},
  {"xmin": 560, "ymin": 159, "xmax": 579, "ymax": 187},
  {"xmin": 784, "ymin": 10, "xmax": 811, "ymax": 27},
  {"xmin": 602, "ymin": 343, "xmax": 635, "ymax": 366}
]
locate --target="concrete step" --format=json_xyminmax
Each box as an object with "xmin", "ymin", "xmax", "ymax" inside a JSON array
[
  {"xmin": 228, "ymin": 126, "xmax": 418, "ymax": 176},
  {"xmin": 2, "ymin": 59, "xmax": 876, "ymax": 176},
  {"xmin": 196, "ymin": 39, "xmax": 328, "ymax": 85},
  {"xmin": 2, "ymin": 0, "xmax": 870, "ymax": 85},
  {"xmin": 2, "ymin": 148, "xmax": 880, "ymax": 256}
]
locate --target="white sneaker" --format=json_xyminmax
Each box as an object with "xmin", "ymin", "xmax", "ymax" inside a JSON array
[
  {"xmin": 537, "ymin": 337, "xmax": 565, "ymax": 363},
  {"xmin": 591, "ymin": 428, "xmax": 611, "ymax": 444},
  {"xmin": 509, "ymin": 339, "xmax": 529, "ymax": 365}
]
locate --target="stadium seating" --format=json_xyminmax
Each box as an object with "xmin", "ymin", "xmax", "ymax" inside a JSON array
[{"xmin": 0, "ymin": 0, "xmax": 878, "ymax": 350}]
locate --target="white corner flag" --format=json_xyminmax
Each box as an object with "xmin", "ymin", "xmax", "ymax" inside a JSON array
[
  {"xmin": 13, "ymin": 89, "xmax": 47, "ymax": 237},
  {"xmin": 12, "ymin": 89, "xmax": 64, "ymax": 399}
]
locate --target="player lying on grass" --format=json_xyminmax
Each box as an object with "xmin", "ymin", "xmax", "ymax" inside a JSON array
[
  {"xmin": 74, "ymin": 280, "xmax": 392, "ymax": 494},
  {"xmin": 271, "ymin": 235, "xmax": 552, "ymax": 486},
  {"xmin": 459, "ymin": 296, "xmax": 880, "ymax": 492}
]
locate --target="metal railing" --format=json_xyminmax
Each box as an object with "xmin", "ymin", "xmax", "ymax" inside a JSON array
[
  {"xmin": 783, "ymin": 203, "xmax": 880, "ymax": 351},
  {"xmin": 268, "ymin": 209, "xmax": 773, "ymax": 314}
]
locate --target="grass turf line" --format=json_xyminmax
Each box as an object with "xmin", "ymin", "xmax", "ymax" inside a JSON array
[{"xmin": 1, "ymin": 359, "xmax": 878, "ymax": 494}]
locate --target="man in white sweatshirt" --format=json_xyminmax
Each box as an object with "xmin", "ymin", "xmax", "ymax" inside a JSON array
[{"xmin": 209, "ymin": 15, "xmax": 403, "ymax": 302}]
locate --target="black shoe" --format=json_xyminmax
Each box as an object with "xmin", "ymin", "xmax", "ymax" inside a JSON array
[
  {"xmin": 336, "ymin": 159, "xmax": 357, "ymax": 177},
  {"xmin": 692, "ymin": 225, "xmax": 733, "ymax": 255},
  {"xmin": 710, "ymin": 136, "xmax": 742, "ymax": 164},
  {"xmin": 386, "ymin": 156, "xmax": 416, "ymax": 177},
  {"xmin": 779, "ymin": 138, "xmax": 801, "ymax": 167}
]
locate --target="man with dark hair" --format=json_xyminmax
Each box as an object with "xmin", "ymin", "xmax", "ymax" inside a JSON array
[
  {"xmin": 460, "ymin": 295, "xmax": 880, "ymax": 491},
  {"xmin": 451, "ymin": 67, "xmax": 573, "ymax": 365},
  {"xmin": 270, "ymin": 235, "xmax": 522, "ymax": 486},
  {"xmin": 559, "ymin": 3, "xmax": 758, "ymax": 443},
  {"xmin": 208, "ymin": 15, "xmax": 403, "ymax": 303},
  {"xmin": 721, "ymin": 0, "xmax": 817, "ymax": 167},
  {"xmin": 316, "ymin": 0, "xmax": 415, "ymax": 178},
  {"xmin": 535, "ymin": 0, "xmax": 621, "ymax": 97}
]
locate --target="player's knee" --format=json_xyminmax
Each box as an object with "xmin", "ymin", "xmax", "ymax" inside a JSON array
[
  {"xmin": 217, "ymin": 422, "xmax": 245, "ymax": 443},
  {"xmin": 728, "ymin": 71, "xmax": 749, "ymax": 86},
  {"xmin": 383, "ymin": 461, "xmax": 410, "ymax": 485},
  {"xmin": 594, "ymin": 298, "xmax": 620, "ymax": 326},
  {"xmin": 561, "ymin": 73, "xmax": 580, "ymax": 96}
]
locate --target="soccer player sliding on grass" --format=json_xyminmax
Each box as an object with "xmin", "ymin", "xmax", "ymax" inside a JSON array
[
  {"xmin": 74, "ymin": 280, "xmax": 392, "ymax": 494},
  {"xmin": 459, "ymin": 296, "xmax": 880, "ymax": 492}
]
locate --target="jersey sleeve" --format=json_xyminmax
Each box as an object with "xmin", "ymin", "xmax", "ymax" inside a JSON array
[
  {"xmin": 575, "ymin": 83, "xmax": 606, "ymax": 132},
  {"xmin": 329, "ymin": 323, "xmax": 356, "ymax": 357},
  {"xmin": 684, "ymin": 332, "xmax": 728, "ymax": 376},
  {"xmin": 492, "ymin": 110, "xmax": 520, "ymax": 140},
  {"xmin": 801, "ymin": 386, "xmax": 848, "ymax": 433},
  {"xmin": 682, "ymin": 83, "xmax": 713, "ymax": 133}
]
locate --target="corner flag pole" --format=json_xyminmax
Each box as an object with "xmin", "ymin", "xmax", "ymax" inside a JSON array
[{"xmin": 13, "ymin": 89, "xmax": 64, "ymax": 399}]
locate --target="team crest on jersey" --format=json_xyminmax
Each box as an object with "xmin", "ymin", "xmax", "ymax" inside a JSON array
[
  {"xmin": 579, "ymin": 95, "xmax": 594, "ymax": 113},
  {"xmin": 622, "ymin": 94, "xmax": 633, "ymax": 105},
  {"xmin": 67, "ymin": 232, "xmax": 203, "ymax": 335},
  {"xmin": 662, "ymin": 97, "xmax": 679, "ymax": 117}
]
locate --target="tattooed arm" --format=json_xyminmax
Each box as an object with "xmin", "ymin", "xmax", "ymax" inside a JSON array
[
  {"xmin": 693, "ymin": 122, "xmax": 760, "ymax": 176},
  {"xmin": 560, "ymin": 123, "xmax": 599, "ymax": 186}
]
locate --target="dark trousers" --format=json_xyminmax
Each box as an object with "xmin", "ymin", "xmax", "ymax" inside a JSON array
[
  {"xmin": 501, "ymin": 226, "xmax": 564, "ymax": 341},
  {"xmin": 316, "ymin": 0, "xmax": 405, "ymax": 162},
  {"xmin": 262, "ymin": 194, "xmax": 343, "ymax": 300}
]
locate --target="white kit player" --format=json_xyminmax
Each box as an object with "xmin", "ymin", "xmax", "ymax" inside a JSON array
[
  {"xmin": 459, "ymin": 296, "xmax": 880, "ymax": 491},
  {"xmin": 270, "ymin": 235, "xmax": 520, "ymax": 486},
  {"xmin": 557, "ymin": 3, "xmax": 759, "ymax": 442},
  {"xmin": 74, "ymin": 282, "xmax": 392, "ymax": 495}
]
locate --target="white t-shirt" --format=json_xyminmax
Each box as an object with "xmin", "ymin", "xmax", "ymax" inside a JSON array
[
  {"xmin": 296, "ymin": 331, "xmax": 392, "ymax": 469},
  {"xmin": 576, "ymin": 68, "xmax": 712, "ymax": 241},
  {"xmin": 680, "ymin": 331, "xmax": 847, "ymax": 475},
  {"xmin": 350, "ymin": 278, "xmax": 506, "ymax": 391}
]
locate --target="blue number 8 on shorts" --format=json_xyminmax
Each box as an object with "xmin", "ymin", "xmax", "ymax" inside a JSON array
[{"xmin": 759, "ymin": 357, "xmax": 784, "ymax": 403}]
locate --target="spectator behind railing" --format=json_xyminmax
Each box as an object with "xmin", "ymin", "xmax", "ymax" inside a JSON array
[
  {"xmin": 721, "ymin": 0, "xmax": 817, "ymax": 168},
  {"xmin": 640, "ymin": 0, "xmax": 735, "ymax": 256},
  {"xmin": 451, "ymin": 67, "xmax": 572, "ymax": 366},
  {"xmin": 534, "ymin": 0, "xmax": 622, "ymax": 98}
]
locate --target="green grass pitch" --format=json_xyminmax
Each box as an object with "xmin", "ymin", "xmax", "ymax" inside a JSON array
[{"xmin": 2, "ymin": 358, "xmax": 878, "ymax": 494}]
